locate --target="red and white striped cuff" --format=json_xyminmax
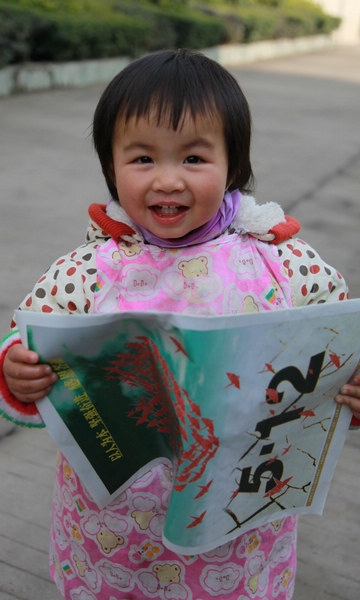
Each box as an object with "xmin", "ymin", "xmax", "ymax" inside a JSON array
[{"xmin": 0, "ymin": 331, "xmax": 44, "ymax": 428}]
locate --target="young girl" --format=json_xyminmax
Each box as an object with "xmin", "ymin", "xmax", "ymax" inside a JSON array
[{"xmin": 1, "ymin": 49, "xmax": 359, "ymax": 600}]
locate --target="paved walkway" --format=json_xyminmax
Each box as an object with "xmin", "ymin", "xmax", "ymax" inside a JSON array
[{"xmin": 0, "ymin": 45, "xmax": 359, "ymax": 599}]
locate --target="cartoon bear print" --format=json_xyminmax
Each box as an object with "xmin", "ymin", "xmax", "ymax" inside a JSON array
[
  {"xmin": 131, "ymin": 509, "xmax": 155, "ymax": 531},
  {"xmin": 117, "ymin": 241, "xmax": 142, "ymax": 258},
  {"xmin": 243, "ymin": 294, "xmax": 260, "ymax": 313},
  {"xmin": 71, "ymin": 543, "xmax": 100, "ymax": 592},
  {"xmin": 137, "ymin": 561, "xmax": 191, "ymax": 598},
  {"xmin": 178, "ymin": 256, "xmax": 208, "ymax": 280},
  {"xmin": 178, "ymin": 256, "xmax": 218, "ymax": 304},
  {"xmin": 245, "ymin": 554, "xmax": 269, "ymax": 597},
  {"xmin": 130, "ymin": 494, "xmax": 165, "ymax": 539},
  {"xmin": 96, "ymin": 528, "xmax": 124, "ymax": 554},
  {"xmin": 81, "ymin": 511, "xmax": 128, "ymax": 555},
  {"xmin": 73, "ymin": 554, "xmax": 88, "ymax": 578},
  {"xmin": 270, "ymin": 519, "xmax": 284, "ymax": 533},
  {"xmin": 248, "ymin": 571, "xmax": 260, "ymax": 595},
  {"xmin": 111, "ymin": 250, "xmax": 122, "ymax": 265},
  {"xmin": 153, "ymin": 563, "xmax": 181, "ymax": 587}
]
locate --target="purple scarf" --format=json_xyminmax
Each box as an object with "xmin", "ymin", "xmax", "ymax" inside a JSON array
[{"xmin": 134, "ymin": 189, "xmax": 241, "ymax": 248}]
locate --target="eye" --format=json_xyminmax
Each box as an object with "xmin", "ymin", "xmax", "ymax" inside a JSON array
[
  {"xmin": 184, "ymin": 155, "xmax": 203, "ymax": 164},
  {"xmin": 135, "ymin": 156, "xmax": 153, "ymax": 164}
]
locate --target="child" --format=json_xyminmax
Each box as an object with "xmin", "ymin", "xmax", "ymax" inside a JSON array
[{"xmin": 1, "ymin": 48, "xmax": 359, "ymax": 599}]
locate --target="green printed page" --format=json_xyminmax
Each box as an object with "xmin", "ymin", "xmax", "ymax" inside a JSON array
[{"xmin": 28, "ymin": 318, "xmax": 178, "ymax": 495}]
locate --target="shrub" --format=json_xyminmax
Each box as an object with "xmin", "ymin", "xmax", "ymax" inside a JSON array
[
  {"xmin": 112, "ymin": 2, "xmax": 227, "ymax": 52},
  {"xmin": 164, "ymin": 10, "xmax": 228, "ymax": 48},
  {"xmin": 0, "ymin": 2, "xmax": 152, "ymax": 64},
  {"xmin": 29, "ymin": 14, "xmax": 151, "ymax": 61},
  {"xmin": 0, "ymin": 3, "xmax": 51, "ymax": 66},
  {"xmin": 197, "ymin": 0, "xmax": 340, "ymax": 44},
  {"xmin": 236, "ymin": 6, "xmax": 279, "ymax": 42},
  {"xmin": 0, "ymin": 0, "xmax": 341, "ymax": 67},
  {"xmin": 7, "ymin": 0, "xmax": 92, "ymax": 13},
  {"xmin": 256, "ymin": 0, "xmax": 284, "ymax": 6},
  {"xmin": 279, "ymin": 1, "xmax": 341, "ymax": 37}
]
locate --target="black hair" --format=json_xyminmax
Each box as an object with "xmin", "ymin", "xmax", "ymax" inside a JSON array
[{"xmin": 93, "ymin": 48, "xmax": 254, "ymax": 201}]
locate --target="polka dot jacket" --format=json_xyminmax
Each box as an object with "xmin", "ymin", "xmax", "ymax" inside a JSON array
[{"xmin": 0, "ymin": 199, "xmax": 348, "ymax": 428}]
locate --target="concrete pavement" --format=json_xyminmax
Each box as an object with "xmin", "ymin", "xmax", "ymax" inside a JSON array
[{"xmin": 0, "ymin": 45, "xmax": 359, "ymax": 599}]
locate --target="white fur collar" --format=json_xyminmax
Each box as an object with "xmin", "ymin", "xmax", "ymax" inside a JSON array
[
  {"xmin": 231, "ymin": 195, "xmax": 285, "ymax": 241},
  {"xmin": 106, "ymin": 195, "xmax": 285, "ymax": 243}
]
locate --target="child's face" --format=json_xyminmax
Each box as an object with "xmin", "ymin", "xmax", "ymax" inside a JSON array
[{"xmin": 111, "ymin": 109, "xmax": 229, "ymax": 240}]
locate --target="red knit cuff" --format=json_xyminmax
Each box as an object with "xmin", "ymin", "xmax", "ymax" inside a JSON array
[
  {"xmin": 0, "ymin": 334, "xmax": 42, "ymax": 426},
  {"xmin": 350, "ymin": 415, "xmax": 360, "ymax": 429},
  {"xmin": 88, "ymin": 203, "xmax": 136, "ymax": 241},
  {"xmin": 269, "ymin": 216, "xmax": 301, "ymax": 244}
]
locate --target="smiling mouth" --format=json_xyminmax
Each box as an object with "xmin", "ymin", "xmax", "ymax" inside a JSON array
[{"xmin": 151, "ymin": 205, "xmax": 188, "ymax": 216}]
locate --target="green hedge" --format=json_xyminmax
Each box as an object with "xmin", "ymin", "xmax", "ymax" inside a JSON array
[
  {"xmin": 0, "ymin": 0, "xmax": 340, "ymax": 67},
  {"xmin": 231, "ymin": 6, "xmax": 280, "ymax": 43},
  {"xmin": 0, "ymin": 2, "xmax": 227, "ymax": 66},
  {"xmin": 111, "ymin": 3, "xmax": 228, "ymax": 52},
  {"xmin": 202, "ymin": 1, "xmax": 341, "ymax": 43}
]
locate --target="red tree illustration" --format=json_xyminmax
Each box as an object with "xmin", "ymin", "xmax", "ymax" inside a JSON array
[{"xmin": 104, "ymin": 336, "xmax": 219, "ymax": 492}]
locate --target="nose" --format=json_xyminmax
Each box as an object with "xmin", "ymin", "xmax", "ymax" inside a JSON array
[{"xmin": 152, "ymin": 165, "xmax": 185, "ymax": 193}]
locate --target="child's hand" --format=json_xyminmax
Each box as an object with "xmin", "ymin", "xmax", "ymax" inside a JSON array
[
  {"xmin": 335, "ymin": 374, "xmax": 360, "ymax": 420},
  {"xmin": 3, "ymin": 343, "xmax": 57, "ymax": 403}
]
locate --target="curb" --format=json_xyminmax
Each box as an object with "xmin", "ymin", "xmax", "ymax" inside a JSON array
[{"xmin": 0, "ymin": 34, "xmax": 336, "ymax": 97}]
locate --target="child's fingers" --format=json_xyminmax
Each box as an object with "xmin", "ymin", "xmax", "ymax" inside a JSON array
[
  {"xmin": 5, "ymin": 372, "xmax": 57, "ymax": 403},
  {"xmin": 6, "ymin": 343, "xmax": 39, "ymax": 365},
  {"xmin": 350, "ymin": 374, "xmax": 360, "ymax": 386},
  {"xmin": 335, "ymin": 382, "xmax": 360, "ymax": 419},
  {"xmin": 4, "ymin": 343, "xmax": 53, "ymax": 380},
  {"xmin": 340, "ymin": 381, "xmax": 360, "ymax": 399},
  {"xmin": 5, "ymin": 360, "xmax": 53, "ymax": 381},
  {"xmin": 8, "ymin": 386, "xmax": 55, "ymax": 404},
  {"xmin": 7, "ymin": 371, "xmax": 57, "ymax": 393},
  {"xmin": 3, "ymin": 343, "xmax": 57, "ymax": 403}
]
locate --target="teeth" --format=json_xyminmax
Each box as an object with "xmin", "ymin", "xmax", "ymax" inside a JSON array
[{"xmin": 156, "ymin": 205, "xmax": 181, "ymax": 215}]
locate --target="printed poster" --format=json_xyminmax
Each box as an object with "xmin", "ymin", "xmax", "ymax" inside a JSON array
[{"xmin": 16, "ymin": 299, "xmax": 360, "ymax": 554}]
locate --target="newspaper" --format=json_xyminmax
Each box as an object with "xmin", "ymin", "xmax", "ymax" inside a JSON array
[{"xmin": 16, "ymin": 299, "xmax": 360, "ymax": 554}]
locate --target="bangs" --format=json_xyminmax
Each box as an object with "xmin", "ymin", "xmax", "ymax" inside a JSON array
[
  {"xmin": 124, "ymin": 91, "xmax": 218, "ymax": 132},
  {"xmin": 119, "ymin": 52, "xmax": 221, "ymax": 130}
]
